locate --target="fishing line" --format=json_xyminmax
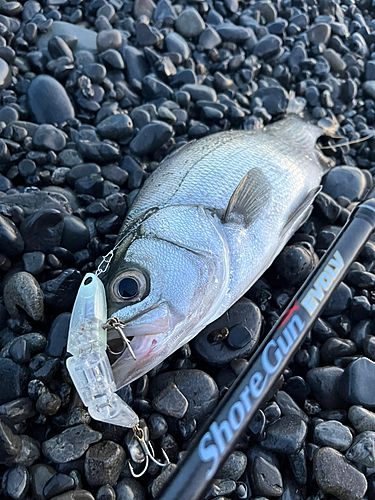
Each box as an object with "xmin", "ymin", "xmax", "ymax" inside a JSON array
[{"xmin": 320, "ymin": 131, "xmax": 375, "ymax": 150}]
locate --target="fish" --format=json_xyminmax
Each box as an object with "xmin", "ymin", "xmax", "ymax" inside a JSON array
[{"xmin": 105, "ymin": 115, "xmax": 331, "ymax": 399}]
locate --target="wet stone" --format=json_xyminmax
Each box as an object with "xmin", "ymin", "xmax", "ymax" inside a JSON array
[
  {"xmin": 27, "ymin": 75, "xmax": 75, "ymax": 125},
  {"xmin": 116, "ymin": 478, "xmax": 146, "ymax": 500},
  {"xmin": 253, "ymin": 34, "xmax": 282, "ymax": 58},
  {"xmin": 61, "ymin": 215, "xmax": 90, "ymax": 253},
  {"xmin": 321, "ymin": 338, "xmax": 356, "ymax": 365},
  {"xmin": 9, "ymin": 337, "xmax": 30, "ymax": 365},
  {"xmin": 150, "ymin": 369, "xmax": 219, "ymax": 421},
  {"xmin": 323, "ymin": 167, "xmax": 373, "ymax": 202},
  {"xmin": 253, "ymin": 87, "xmax": 289, "ymax": 115},
  {"xmin": 0, "ymin": 58, "xmax": 11, "ymax": 90},
  {"xmin": 41, "ymin": 268, "xmax": 82, "ymax": 311},
  {"xmin": 0, "ymin": 397, "xmax": 36, "ymax": 425},
  {"xmin": 130, "ymin": 121, "xmax": 173, "ymax": 156},
  {"xmin": 84, "ymin": 441, "xmax": 125, "ymax": 487},
  {"xmin": 29, "ymin": 464, "xmax": 56, "ymax": 500},
  {"xmin": 148, "ymin": 413, "xmax": 168, "ymax": 440},
  {"xmin": 314, "ymin": 447, "xmax": 367, "ymax": 500},
  {"xmin": 192, "ymin": 298, "xmax": 261, "ymax": 367},
  {"xmin": 175, "ymin": 8, "xmax": 205, "ymax": 38},
  {"xmin": 346, "ymin": 431, "xmax": 375, "ymax": 467},
  {"xmin": 307, "ymin": 366, "xmax": 345, "ymax": 410},
  {"xmin": 322, "ymin": 282, "xmax": 352, "ymax": 317},
  {"xmin": 46, "ymin": 312, "xmax": 70, "ymax": 358},
  {"xmin": 22, "ymin": 252, "xmax": 45, "ymax": 276},
  {"xmin": 43, "ymin": 473, "xmax": 75, "ymax": 499},
  {"xmin": 5, "ymin": 464, "xmax": 29, "ymax": 500},
  {"xmin": 4, "ymin": 271, "xmax": 44, "ymax": 321},
  {"xmin": 314, "ymin": 420, "xmax": 353, "ymax": 451},
  {"xmin": 307, "ymin": 23, "xmax": 331, "ymax": 44},
  {"xmin": 33, "ymin": 124, "xmax": 67, "ymax": 152},
  {"xmin": 252, "ymin": 456, "xmax": 283, "ymax": 497},
  {"xmin": 96, "ymin": 29, "xmax": 122, "ymax": 52},
  {"xmin": 349, "ymin": 405, "xmax": 375, "ymax": 433},
  {"xmin": 0, "ymin": 215, "xmax": 24, "ymax": 257},
  {"xmin": 339, "ymin": 357, "xmax": 375, "ymax": 407},
  {"xmin": 217, "ymin": 451, "xmax": 247, "ymax": 481},
  {"xmin": 261, "ymin": 415, "xmax": 307, "ymax": 454},
  {"xmin": 42, "ymin": 424, "xmax": 102, "ymax": 463},
  {"xmin": 36, "ymin": 392, "xmax": 61, "ymax": 416},
  {"xmin": 96, "ymin": 485, "xmax": 116, "ymax": 500},
  {"xmin": 274, "ymin": 391, "xmax": 308, "ymax": 423},
  {"xmin": 152, "ymin": 382, "xmax": 188, "ymax": 419},
  {"xmin": 97, "ymin": 114, "xmax": 133, "ymax": 141},
  {"xmin": 20, "ymin": 209, "xmax": 64, "ymax": 253}
]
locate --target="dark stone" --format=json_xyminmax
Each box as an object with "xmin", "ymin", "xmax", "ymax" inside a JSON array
[
  {"xmin": 0, "ymin": 397, "xmax": 36, "ymax": 425},
  {"xmin": 152, "ymin": 382, "xmax": 188, "ymax": 419},
  {"xmin": 84, "ymin": 441, "xmax": 125, "ymax": 486},
  {"xmin": 97, "ymin": 29, "xmax": 122, "ymax": 52},
  {"xmin": 0, "ymin": 215, "xmax": 24, "ymax": 257},
  {"xmin": 175, "ymin": 8, "xmax": 205, "ymax": 37},
  {"xmin": 346, "ymin": 431, "xmax": 375, "ymax": 467},
  {"xmin": 253, "ymin": 34, "xmax": 282, "ymax": 58},
  {"xmin": 0, "ymin": 358, "xmax": 28, "ymax": 405},
  {"xmin": 148, "ymin": 413, "xmax": 168, "ymax": 440},
  {"xmin": 43, "ymin": 473, "xmax": 75, "ymax": 499},
  {"xmin": 42, "ymin": 425, "xmax": 102, "ymax": 463},
  {"xmin": 36, "ymin": 392, "xmax": 61, "ymax": 416},
  {"xmin": 130, "ymin": 121, "xmax": 173, "ymax": 156},
  {"xmin": 61, "ymin": 216, "xmax": 90, "ymax": 253},
  {"xmin": 322, "ymin": 282, "xmax": 352, "ymax": 317},
  {"xmin": 29, "ymin": 463, "xmax": 57, "ymax": 500},
  {"xmin": 192, "ymin": 298, "xmax": 261, "ymax": 367},
  {"xmin": 252, "ymin": 456, "xmax": 283, "ymax": 497},
  {"xmin": 28, "ymin": 75, "xmax": 75, "ymax": 124},
  {"xmin": 116, "ymin": 478, "xmax": 146, "ymax": 500},
  {"xmin": 22, "ymin": 252, "xmax": 45, "ymax": 276},
  {"xmin": 252, "ymin": 87, "xmax": 289, "ymax": 115},
  {"xmin": 306, "ymin": 366, "xmax": 346, "ymax": 410},
  {"xmin": 261, "ymin": 415, "xmax": 307, "ymax": 454},
  {"xmin": 216, "ymin": 23, "xmax": 253, "ymax": 42},
  {"xmin": 40, "ymin": 268, "xmax": 82, "ymax": 311},
  {"xmin": 165, "ymin": 32, "xmax": 190, "ymax": 60},
  {"xmin": 314, "ymin": 447, "xmax": 367, "ymax": 500},
  {"xmin": 274, "ymin": 244, "xmax": 316, "ymax": 285},
  {"xmin": 46, "ymin": 312, "xmax": 70, "ymax": 358},
  {"xmin": 5, "ymin": 464, "xmax": 29, "ymax": 500},
  {"xmin": 274, "ymin": 391, "xmax": 308, "ymax": 422},
  {"xmin": 97, "ymin": 114, "xmax": 133, "ymax": 141},
  {"xmin": 307, "ymin": 23, "xmax": 331, "ymax": 44},
  {"xmin": 320, "ymin": 338, "xmax": 357, "ymax": 365},
  {"xmin": 217, "ymin": 451, "xmax": 247, "ymax": 481},
  {"xmin": 349, "ymin": 405, "xmax": 375, "ymax": 432},
  {"xmin": 339, "ymin": 357, "xmax": 375, "ymax": 407},
  {"xmin": 0, "ymin": 58, "xmax": 11, "ymax": 90},
  {"xmin": 181, "ymin": 84, "xmax": 217, "ymax": 102},
  {"xmin": 314, "ymin": 420, "xmax": 353, "ymax": 451},
  {"xmin": 323, "ymin": 167, "xmax": 373, "ymax": 202},
  {"xmin": 150, "ymin": 369, "xmax": 219, "ymax": 421},
  {"xmin": 0, "ymin": 421, "xmax": 22, "ymax": 466},
  {"xmin": 20, "ymin": 209, "xmax": 64, "ymax": 252}
]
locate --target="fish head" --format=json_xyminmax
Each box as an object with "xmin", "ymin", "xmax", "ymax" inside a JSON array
[{"xmin": 105, "ymin": 206, "xmax": 229, "ymax": 388}]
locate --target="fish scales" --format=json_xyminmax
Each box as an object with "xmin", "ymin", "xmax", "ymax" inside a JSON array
[{"xmin": 105, "ymin": 116, "xmax": 329, "ymax": 394}]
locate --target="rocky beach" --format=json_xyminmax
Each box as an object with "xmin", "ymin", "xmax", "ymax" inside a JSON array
[{"xmin": 0, "ymin": 0, "xmax": 375, "ymax": 498}]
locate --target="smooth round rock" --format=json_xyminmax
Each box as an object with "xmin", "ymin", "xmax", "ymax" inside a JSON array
[
  {"xmin": 97, "ymin": 114, "xmax": 133, "ymax": 141},
  {"xmin": 27, "ymin": 75, "xmax": 75, "ymax": 125},
  {"xmin": 346, "ymin": 431, "xmax": 375, "ymax": 467},
  {"xmin": 61, "ymin": 215, "xmax": 90, "ymax": 253},
  {"xmin": 314, "ymin": 420, "xmax": 353, "ymax": 451},
  {"xmin": 40, "ymin": 268, "xmax": 82, "ymax": 311},
  {"xmin": 348, "ymin": 406, "xmax": 375, "ymax": 433},
  {"xmin": 116, "ymin": 478, "xmax": 146, "ymax": 500},
  {"xmin": 5, "ymin": 464, "xmax": 29, "ymax": 500},
  {"xmin": 0, "ymin": 58, "xmax": 11, "ymax": 90},
  {"xmin": 43, "ymin": 473, "xmax": 75, "ymax": 499},
  {"xmin": 150, "ymin": 369, "xmax": 219, "ymax": 421},
  {"xmin": 130, "ymin": 121, "xmax": 173, "ymax": 156},
  {"xmin": 253, "ymin": 34, "xmax": 282, "ymax": 58},
  {"xmin": 306, "ymin": 366, "xmax": 346, "ymax": 410},
  {"xmin": 261, "ymin": 415, "xmax": 307, "ymax": 454},
  {"xmin": 20, "ymin": 209, "xmax": 64, "ymax": 253},
  {"xmin": 175, "ymin": 8, "xmax": 205, "ymax": 37},
  {"xmin": 217, "ymin": 451, "xmax": 247, "ymax": 481},
  {"xmin": 314, "ymin": 447, "xmax": 367, "ymax": 500},
  {"xmin": 0, "ymin": 215, "xmax": 24, "ymax": 256},
  {"xmin": 152, "ymin": 382, "xmax": 188, "ymax": 419},
  {"xmin": 323, "ymin": 167, "xmax": 373, "ymax": 202},
  {"xmin": 33, "ymin": 124, "xmax": 67, "ymax": 152},
  {"xmin": 252, "ymin": 456, "xmax": 283, "ymax": 497},
  {"xmin": 0, "ymin": 358, "xmax": 28, "ymax": 405},
  {"xmin": 30, "ymin": 464, "xmax": 57, "ymax": 500},
  {"xmin": 252, "ymin": 87, "xmax": 289, "ymax": 115},
  {"xmin": 339, "ymin": 357, "xmax": 375, "ymax": 407},
  {"xmin": 192, "ymin": 298, "xmax": 261, "ymax": 367},
  {"xmin": 275, "ymin": 244, "xmax": 316, "ymax": 285},
  {"xmin": 45, "ymin": 312, "xmax": 71, "ymax": 358},
  {"xmin": 307, "ymin": 23, "xmax": 331, "ymax": 44},
  {"xmin": 97, "ymin": 29, "xmax": 122, "ymax": 52}
]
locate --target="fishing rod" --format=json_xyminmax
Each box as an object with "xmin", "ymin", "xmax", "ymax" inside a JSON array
[{"xmin": 157, "ymin": 198, "xmax": 375, "ymax": 500}]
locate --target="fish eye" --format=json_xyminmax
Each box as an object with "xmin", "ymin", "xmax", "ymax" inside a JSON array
[{"xmin": 110, "ymin": 268, "xmax": 148, "ymax": 304}]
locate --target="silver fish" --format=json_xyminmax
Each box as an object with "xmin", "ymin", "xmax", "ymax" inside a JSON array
[{"xmin": 105, "ymin": 116, "xmax": 330, "ymax": 392}]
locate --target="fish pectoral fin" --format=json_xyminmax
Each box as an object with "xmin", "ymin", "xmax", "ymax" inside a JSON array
[
  {"xmin": 224, "ymin": 167, "xmax": 272, "ymax": 228},
  {"xmin": 280, "ymin": 185, "xmax": 322, "ymax": 240}
]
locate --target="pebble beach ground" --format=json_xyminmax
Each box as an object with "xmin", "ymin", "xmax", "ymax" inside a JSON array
[{"xmin": 0, "ymin": 0, "xmax": 375, "ymax": 498}]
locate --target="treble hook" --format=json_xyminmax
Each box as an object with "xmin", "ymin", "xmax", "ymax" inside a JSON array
[
  {"xmin": 102, "ymin": 317, "xmax": 137, "ymax": 360},
  {"xmin": 129, "ymin": 425, "xmax": 170, "ymax": 478}
]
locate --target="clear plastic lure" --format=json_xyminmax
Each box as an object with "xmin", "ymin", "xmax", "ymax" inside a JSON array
[{"xmin": 66, "ymin": 273, "xmax": 139, "ymax": 428}]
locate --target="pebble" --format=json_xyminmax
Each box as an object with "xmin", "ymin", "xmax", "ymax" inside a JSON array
[
  {"xmin": 348, "ymin": 406, "xmax": 375, "ymax": 433},
  {"xmin": 42, "ymin": 425, "xmax": 102, "ymax": 463},
  {"xmin": 199, "ymin": 27, "xmax": 222, "ymax": 50},
  {"xmin": 307, "ymin": 23, "xmax": 331, "ymax": 44},
  {"xmin": 43, "ymin": 473, "xmax": 76, "ymax": 499},
  {"xmin": 36, "ymin": 392, "xmax": 61, "ymax": 416},
  {"xmin": 314, "ymin": 420, "xmax": 353, "ymax": 451},
  {"xmin": 97, "ymin": 114, "xmax": 133, "ymax": 141},
  {"xmin": 307, "ymin": 366, "xmax": 346, "ymax": 409},
  {"xmin": 96, "ymin": 485, "xmax": 116, "ymax": 500},
  {"xmin": 4, "ymin": 271, "xmax": 44, "ymax": 321},
  {"xmin": 150, "ymin": 464, "xmax": 178, "ymax": 499},
  {"xmin": 33, "ymin": 124, "xmax": 67, "ymax": 152},
  {"xmin": 0, "ymin": 215, "xmax": 24, "ymax": 256},
  {"xmin": 61, "ymin": 215, "xmax": 90, "ymax": 253},
  {"xmin": 261, "ymin": 415, "xmax": 307, "ymax": 454},
  {"xmin": 20, "ymin": 209, "xmax": 64, "ymax": 252},
  {"xmin": 346, "ymin": 431, "xmax": 375, "ymax": 467},
  {"xmin": 40, "ymin": 268, "xmax": 82, "ymax": 311},
  {"xmin": 130, "ymin": 121, "xmax": 173, "ymax": 156},
  {"xmin": 29, "ymin": 464, "xmax": 57, "ymax": 500},
  {"xmin": 96, "ymin": 29, "xmax": 122, "ymax": 52},
  {"xmin": 314, "ymin": 447, "xmax": 367, "ymax": 500},
  {"xmin": 45, "ymin": 312, "xmax": 71, "ymax": 358},
  {"xmin": 4, "ymin": 465, "xmax": 29, "ymax": 499},
  {"xmin": 0, "ymin": 58, "xmax": 11, "ymax": 90},
  {"xmin": 152, "ymin": 382, "xmax": 188, "ymax": 419},
  {"xmin": 175, "ymin": 8, "xmax": 205, "ymax": 38},
  {"xmin": 181, "ymin": 84, "xmax": 217, "ymax": 102},
  {"xmin": 150, "ymin": 369, "xmax": 219, "ymax": 421},
  {"xmin": 165, "ymin": 32, "xmax": 190, "ymax": 60},
  {"xmin": 192, "ymin": 298, "xmax": 261, "ymax": 367},
  {"xmin": 84, "ymin": 441, "xmax": 125, "ymax": 486},
  {"xmin": 116, "ymin": 478, "xmax": 145, "ymax": 500},
  {"xmin": 323, "ymin": 167, "xmax": 373, "ymax": 202},
  {"xmin": 252, "ymin": 456, "xmax": 283, "ymax": 497},
  {"xmin": 253, "ymin": 34, "xmax": 282, "ymax": 58},
  {"xmin": 253, "ymin": 87, "xmax": 289, "ymax": 115},
  {"xmin": 22, "ymin": 251, "xmax": 45, "ymax": 276},
  {"xmin": 217, "ymin": 451, "xmax": 247, "ymax": 481},
  {"xmin": 27, "ymin": 75, "xmax": 75, "ymax": 125},
  {"xmin": 274, "ymin": 244, "xmax": 316, "ymax": 285},
  {"xmin": 339, "ymin": 357, "xmax": 375, "ymax": 407}
]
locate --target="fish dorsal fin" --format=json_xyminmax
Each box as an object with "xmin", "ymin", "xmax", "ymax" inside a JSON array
[
  {"xmin": 224, "ymin": 168, "xmax": 272, "ymax": 228},
  {"xmin": 280, "ymin": 185, "xmax": 322, "ymax": 240}
]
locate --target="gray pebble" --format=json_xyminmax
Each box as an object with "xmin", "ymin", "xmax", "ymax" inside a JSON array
[
  {"xmin": 346, "ymin": 431, "xmax": 375, "ymax": 467},
  {"xmin": 314, "ymin": 420, "xmax": 353, "ymax": 451},
  {"xmin": 42, "ymin": 425, "xmax": 102, "ymax": 463},
  {"xmin": 175, "ymin": 8, "xmax": 205, "ymax": 38},
  {"xmin": 84, "ymin": 441, "xmax": 125, "ymax": 486},
  {"xmin": 348, "ymin": 405, "xmax": 375, "ymax": 433},
  {"xmin": 253, "ymin": 456, "xmax": 283, "ymax": 497},
  {"xmin": 5, "ymin": 465, "xmax": 29, "ymax": 500},
  {"xmin": 4, "ymin": 271, "xmax": 44, "ymax": 321},
  {"xmin": 217, "ymin": 451, "xmax": 247, "ymax": 481},
  {"xmin": 314, "ymin": 447, "xmax": 367, "ymax": 500},
  {"xmin": 261, "ymin": 415, "xmax": 307, "ymax": 454},
  {"xmin": 152, "ymin": 382, "xmax": 188, "ymax": 419},
  {"xmin": 116, "ymin": 478, "xmax": 145, "ymax": 500},
  {"xmin": 150, "ymin": 464, "xmax": 178, "ymax": 499},
  {"xmin": 29, "ymin": 463, "xmax": 56, "ymax": 500}
]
